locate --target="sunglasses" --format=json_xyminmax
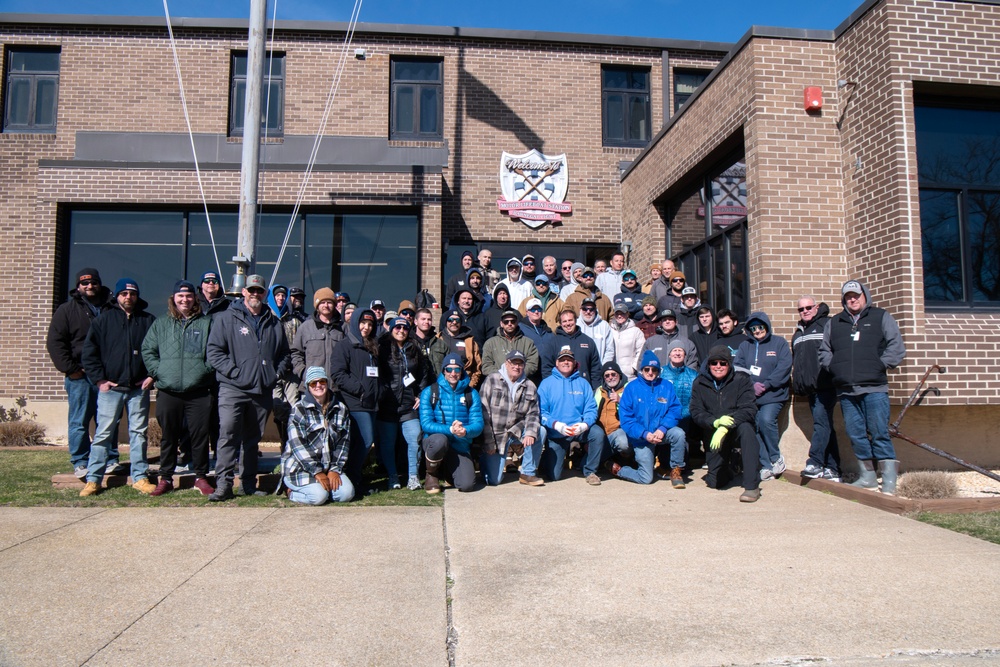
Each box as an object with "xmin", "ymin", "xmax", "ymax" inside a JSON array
[
  {"xmin": 641, "ymin": 366, "xmax": 659, "ymax": 373},
  {"xmin": 202, "ymin": 278, "xmax": 219, "ymax": 285},
  {"xmin": 671, "ymin": 278, "xmax": 685, "ymax": 283},
  {"xmin": 603, "ymin": 371, "xmax": 619, "ymax": 378},
  {"xmin": 709, "ymin": 360, "xmax": 730, "ymax": 367},
  {"xmin": 246, "ymin": 287, "xmax": 265, "ymax": 295},
  {"xmin": 501, "ymin": 318, "xmax": 518, "ymax": 324},
  {"xmin": 447, "ymin": 317, "xmax": 462, "ymax": 324},
  {"xmin": 392, "ymin": 324, "xmax": 409, "ymax": 330},
  {"xmin": 79, "ymin": 280, "xmax": 101, "ymax": 286},
  {"xmin": 523, "ymin": 260, "xmax": 535, "ymax": 265},
  {"xmin": 444, "ymin": 366, "xmax": 462, "ymax": 373},
  {"xmin": 581, "ymin": 306, "xmax": 596, "ymax": 312},
  {"xmin": 308, "ymin": 379, "xmax": 328, "ymax": 387},
  {"xmin": 797, "ymin": 305, "xmax": 815, "ymax": 313},
  {"xmin": 749, "ymin": 324, "xmax": 766, "ymax": 332},
  {"xmin": 400, "ymin": 309, "xmax": 415, "ymax": 317}
]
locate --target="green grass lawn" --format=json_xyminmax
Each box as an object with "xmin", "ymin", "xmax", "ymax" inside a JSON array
[
  {"xmin": 0, "ymin": 450, "xmax": 443, "ymax": 508},
  {"xmin": 914, "ymin": 511, "xmax": 1000, "ymax": 546}
]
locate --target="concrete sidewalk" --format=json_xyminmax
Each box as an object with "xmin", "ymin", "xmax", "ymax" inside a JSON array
[{"xmin": 1, "ymin": 476, "xmax": 999, "ymax": 666}]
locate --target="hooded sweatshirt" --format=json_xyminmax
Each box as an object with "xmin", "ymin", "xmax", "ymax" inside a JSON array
[
  {"xmin": 329, "ymin": 308, "xmax": 385, "ymax": 412},
  {"xmin": 689, "ymin": 345, "xmax": 758, "ymax": 435},
  {"xmin": 537, "ymin": 364, "xmax": 598, "ymax": 433},
  {"xmin": 733, "ymin": 311, "xmax": 792, "ymax": 405},
  {"xmin": 559, "ymin": 262, "xmax": 585, "ymax": 301},
  {"xmin": 609, "ymin": 313, "xmax": 645, "ymax": 381},
  {"xmin": 500, "ymin": 258, "xmax": 531, "ymax": 309},
  {"xmin": 577, "ymin": 310, "xmax": 615, "ymax": 365},
  {"xmin": 437, "ymin": 309, "xmax": 483, "ymax": 388}
]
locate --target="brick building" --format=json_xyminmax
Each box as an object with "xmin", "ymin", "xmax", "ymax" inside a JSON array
[{"xmin": 2, "ymin": 0, "xmax": 999, "ymax": 468}]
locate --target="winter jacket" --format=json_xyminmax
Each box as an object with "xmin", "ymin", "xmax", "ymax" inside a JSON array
[
  {"xmin": 677, "ymin": 301, "xmax": 701, "ymax": 338},
  {"xmin": 641, "ymin": 330, "xmax": 699, "ymax": 370},
  {"xmin": 577, "ymin": 313, "xmax": 615, "ymax": 365},
  {"xmin": 206, "ymin": 299, "xmax": 290, "ymax": 396},
  {"xmin": 649, "ymin": 275, "xmax": 672, "ymax": 303},
  {"xmin": 500, "ymin": 261, "xmax": 532, "ymax": 309},
  {"xmin": 538, "ymin": 367, "xmax": 598, "ymax": 431},
  {"xmin": 291, "ymin": 312, "xmax": 346, "ymax": 383},
  {"xmin": 516, "ymin": 288, "xmax": 564, "ymax": 330},
  {"xmin": 689, "ymin": 364, "xmax": 758, "ymax": 436},
  {"xmin": 595, "ymin": 269, "xmax": 623, "ymax": 299},
  {"xmin": 691, "ymin": 317, "xmax": 720, "ymax": 366},
  {"xmin": 655, "ymin": 292, "xmax": 683, "ymax": 313},
  {"xmin": 733, "ymin": 311, "xmax": 792, "ymax": 405},
  {"xmin": 661, "ymin": 363, "xmax": 698, "ymax": 420},
  {"xmin": 46, "ymin": 286, "xmax": 113, "ymax": 376},
  {"xmin": 478, "ymin": 365, "xmax": 541, "ymax": 455},
  {"xmin": 437, "ymin": 316, "xmax": 483, "ymax": 389},
  {"xmin": 609, "ymin": 316, "xmax": 645, "ymax": 381},
  {"xmin": 791, "ymin": 302, "xmax": 833, "ymax": 395},
  {"xmin": 542, "ymin": 326, "xmax": 603, "ymax": 389},
  {"xmin": 329, "ymin": 308, "xmax": 385, "ymax": 413},
  {"xmin": 477, "ymin": 284, "xmax": 512, "ymax": 344},
  {"xmin": 282, "ymin": 389, "xmax": 352, "ymax": 486},
  {"xmin": 634, "ymin": 313, "xmax": 662, "ymax": 339},
  {"xmin": 141, "ymin": 313, "xmax": 213, "ymax": 393},
  {"xmin": 619, "ymin": 372, "xmax": 682, "ymax": 441},
  {"xmin": 82, "ymin": 301, "xmax": 156, "ymax": 388},
  {"xmin": 198, "ymin": 293, "xmax": 231, "ymax": 320},
  {"xmin": 819, "ymin": 282, "xmax": 905, "ymax": 395},
  {"xmin": 419, "ymin": 373, "xmax": 484, "ymax": 455},
  {"xmin": 413, "ymin": 328, "xmax": 451, "ymax": 370},
  {"xmin": 564, "ymin": 285, "xmax": 613, "ymax": 322},
  {"xmin": 594, "ymin": 361, "xmax": 628, "ymax": 433},
  {"xmin": 481, "ymin": 325, "xmax": 540, "ymax": 379},
  {"xmin": 378, "ymin": 335, "xmax": 434, "ymax": 422}
]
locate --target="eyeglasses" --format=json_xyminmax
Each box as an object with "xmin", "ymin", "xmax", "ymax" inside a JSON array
[
  {"xmin": 748, "ymin": 324, "xmax": 766, "ymax": 333},
  {"xmin": 79, "ymin": 280, "xmax": 100, "ymax": 287},
  {"xmin": 444, "ymin": 366, "xmax": 462, "ymax": 373},
  {"xmin": 709, "ymin": 360, "xmax": 730, "ymax": 368},
  {"xmin": 603, "ymin": 371, "xmax": 619, "ymax": 378},
  {"xmin": 307, "ymin": 379, "xmax": 328, "ymax": 387},
  {"xmin": 844, "ymin": 293, "xmax": 863, "ymax": 300},
  {"xmin": 797, "ymin": 305, "xmax": 816, "ymax": 313},
  {"xmin": 202, "ymin": 278, "xmax": 219, "ymax": 285},
  {"xmin": 671, "ymin": 278, "xmax": 685, "ymax": 283}
]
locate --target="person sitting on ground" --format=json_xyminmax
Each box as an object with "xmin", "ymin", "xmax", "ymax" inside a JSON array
[
  {"xmin": 282, "ymin": 366, "xmax": 355, "ymax": 505},
  {"xmin": 478, "ymin": 350, "xmax": 544, "ymax": 487},
  {"xmin": 419, "ymin": 353, "xmax": 484, "ymax": 494},
  {"xmin": 661, "ymin": 342, "xmax": 700, "ymax": 471},
  {"xmin": 689, "ymin": 346, "xmax": 761, "ymax": 503}
]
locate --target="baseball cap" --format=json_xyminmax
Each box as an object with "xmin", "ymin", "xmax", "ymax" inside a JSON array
[
  {"xmin": 245, "ymin": 274, "xmax": 266, "ymax": 290},
  {"xmin": 659, "ymin": 308, "xmax": 676, "ymax": 319},
  {"xmin": 525, "ymin": 298, "xmax": 542, "ymax": 311},
  {"xmin": 842, "ymin": 280, "xmax": 864, "ymax": 296},
  {"xmin": 506, "ymin": 349, "xmax": 526, "ymax": 363},
  {"xmin": 557, "ymin": 345, "xmax": 575, "ymax": 360},
  {"xmin": 681, "ymin": 286, "xmax": 697, "ymax": 296}
]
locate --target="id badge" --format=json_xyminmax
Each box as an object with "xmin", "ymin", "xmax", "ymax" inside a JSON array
[
  {"xmin": 403, "ymin": 372, "xmax": 416, "ymax": 387},
  {"xmin": 852, "ymin": 332, "xmax": 861, "ymax": 342},
  {"xmin": 749, "ymin": 365, "xmax": 762, "ymax": 376},
  {"xmin": 366, "ymin": 366, "xmax": 379, "ymax": 378}
]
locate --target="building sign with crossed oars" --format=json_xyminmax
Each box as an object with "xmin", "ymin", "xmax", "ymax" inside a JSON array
[{"xmin": 497, "ymin": 149, "xmax": 573, "ymax": 229}]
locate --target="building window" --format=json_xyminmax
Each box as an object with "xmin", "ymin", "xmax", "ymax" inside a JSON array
[
  {"xmin": 390, "ymin": 58, "xmax": 442, "ymax": 141},
  {"xmin": 673, "ymin": 69, "xmax": 709, "ymax": 112},
  {"xmin": 229, "ymin": 52, "xmax": 285, "ymax": 137},
  {"xmin": 3, "ymin": 48, "xmax": 60, "ymax": 133},
  {"xmin": 65, "ymin": 210, "xmax": 419, "ymax": 315},
  {"xmin": 915, "ymin": 98, "xmax": 1000, "ymax": 308},
  {"xmin": 602, "ymin": 66, "xmax": 650, "ymax": 147}
]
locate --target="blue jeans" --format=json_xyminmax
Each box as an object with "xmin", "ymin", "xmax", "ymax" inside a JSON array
[
  {"xmin": 400, "ymin": 419, "xmax": 422, "ymax": 478},
  {"xmin": 541, "ymin": 425, "xmax": 606, "ymax": 480},
  {"xmin": 618, "ymin": 438, "xmax": 657, "ymax": 484},
  {"xmin": 839, "ymin": 392, "xmax": 895, "ymax": 460},
  {"xmin": 374, "ymin": 419, "xmax": 401, "ymax": 486},
  {"xmin": 598, "ymin": 426, "xmax": 629, "ymax": 453},
  {"xmin": 284, "ymin": 474, "xmax": 355, "ymax": 504},
  {"xmin": 87, "ymin": 387, "xmax": 150, "ymax": 483},
  {"xmin": 480, "ymin": 426, "xmax": 546, "ymax": 485},
  {"xmin": 64, "ymin": 375, "xmax": 114, "ymax": 468},
  {"xmin": 755, "ymin": 401, "xmax": 784, "ymax": 468},
  {"xmin": 807, "ymin": 390, "xmax": 841, "ymax": 473}
]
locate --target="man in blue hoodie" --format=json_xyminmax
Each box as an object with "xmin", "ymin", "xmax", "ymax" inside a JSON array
[
  {"xmin": 611, "ymin": 350, "xmax": 684, "ymax": 486},
  {"xmin": 734, "ymin": 311, "xmax": 792, "ymax": 482},
  {"xmin": 538, "ymin": 345, "xmax": 602, "ymax": 483}
]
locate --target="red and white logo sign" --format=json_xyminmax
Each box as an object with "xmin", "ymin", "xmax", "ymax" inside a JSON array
[{"xmin": 498, "ymin": 149, "xmax": 572, "ymax": 229}]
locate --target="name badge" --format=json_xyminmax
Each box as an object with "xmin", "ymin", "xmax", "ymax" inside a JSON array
[
  {"xmin": 456, "ymin": 342, "xmax": 466, "ymax": 348},
  {"xmin": 403, "ymin": 372, "xmax": 416, "ymax": 387},
  {"xmin": 366, "ymin": 366, "xmax": 379, "ymax": 377},
  {"xmin": 749, "ymin": 365, "xmax": 762, "ymax": 376},
  {"xmin": 852, "ymin": 332, "xmax": 861, "ymax": 342}
]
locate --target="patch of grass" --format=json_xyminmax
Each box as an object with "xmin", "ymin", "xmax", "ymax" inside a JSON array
[
  {"xmin": 915, "ymin": 511, "xmax": 1000, "ymax": 546},
  {"xmin": 0, "ymin": 450, "xmax": 442, "ymax": 508}
]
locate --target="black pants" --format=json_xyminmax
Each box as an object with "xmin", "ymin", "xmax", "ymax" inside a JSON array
[
  {"xmin": 156, "ymin": 388, "xmax": 212, "ymax": 478},
  {"xmin": 704, "ymin": 421, "xmax": 760, "ymax": 491},
  {"xmin": 423, "ymin": 433, "xmax": 475, "ymax": 492}
]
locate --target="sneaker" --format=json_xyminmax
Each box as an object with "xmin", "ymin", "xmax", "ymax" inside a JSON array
[
  {"xmin": 150, "ymin": 479, "xmax": 173, "ymax": 496},
  {"xmin": 771, "ymin": 456, "xmax": 786, "ymax": 476},
  {"xmin": 406, "ymin": 475, "xmax": 421, "ymax": 490},
  {"xmin": 208, "ymin": 485, "xmax": 234, "ymax": 502},
  {"xmin": 79, "ymin": 481, "xmax": 100, "ymax": 497},
  {"xmin": 391, "ymin": 482, "xmax": 402, "ymax": 490},
  {"xmin": 174, "ymin": 463, "xmax": 191, "ymax": 474},
  {"xmin": 740, "ymin": 488, "xmax": 762, "ymax": 503},
  {"xmin": 105, "ymin": 461, "xmax": 125, "ymax": 475},
  {"xmin": 132, "ymin": 478, "xmax": 157, "ymax": 495},
  {"xmin": 193, "ymin": 478, "xmax": 215, "ymax": 496},
  {"xmin": 252, "ymin": 490, "xmax": 269, "ymax": 497},
  {"xmin": 760, "ymin": 468, "xmax": 774, "ymax": 482},
  {"xmin": 822, "ymin": 468, "xmax": 842, "ymax": 483},
  {"xmin": 801, "ymin": 463, "xmax": 824, "ymax": 478},
  {"xmin": 73, "ymin": 465, "xmax": 88, "ymax": 480},
  {"xmin": 670, "ymin": 467, "xmax": 686, "ymax": 489},
  {"xmin": 585, "ymin": 473, "xmax": 602, "ymax": 486},
  {"xmin": 519, "ymin": 474, "xmax": 544, "ymax": 486},
  {"xmin": 604, "ymin": 460, "xmax": 622, "ymax": 477}
]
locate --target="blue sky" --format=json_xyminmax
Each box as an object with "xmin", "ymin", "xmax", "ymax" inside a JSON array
[{"xmin": 2, "ymin": 0, "xmax": 867, "ymax": 44}]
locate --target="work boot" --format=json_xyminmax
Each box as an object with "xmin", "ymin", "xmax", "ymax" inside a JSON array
[
  {"xmin": 850, "ymin": 459, "xmax": 878, "ymax": 489},
  {"xmin": 878, "ymin": 459, "xmax": 900, "ymax": 496},
  {"xmin": 208, "ymin": 483, "xmax": 234, "ymax": 502},
  {"xmin": 424, "ymin": 456, "xmax": 442, "ymax": 495},
  {"xmin": 670, "ymin": 467, "xmax": 686, "ymax": 489}
]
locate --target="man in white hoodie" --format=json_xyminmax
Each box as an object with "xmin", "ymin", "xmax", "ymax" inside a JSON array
[
  {"xmin": 500, "ymin": 257, "xmax": 531, "ymax": 309},
  {"xmin": 577, "ymin": 297, "xmax": 615, "ymax": 365}
]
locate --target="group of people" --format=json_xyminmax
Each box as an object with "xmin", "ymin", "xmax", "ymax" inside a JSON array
[{"xmin": 46, "ymin": 250, "xmax": 905, "ymax": 506}]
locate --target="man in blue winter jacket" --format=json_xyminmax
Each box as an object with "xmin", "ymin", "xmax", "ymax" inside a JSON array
[
  {"xmin": 610, "ymin": 350, "xmax": 685, "ymax": 486},
  {"xmin": 538, "ymin": 345, "xmax": 603, "ymax": 483}
]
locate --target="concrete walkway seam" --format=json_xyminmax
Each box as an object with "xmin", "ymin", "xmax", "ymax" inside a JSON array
[
  {"xmin": 442, "ymin": 501, "xmax": 458, "ymax": 667},
  {"xmin": 0, "ymin": 508, "xmax": 108, "ymax": 556}
]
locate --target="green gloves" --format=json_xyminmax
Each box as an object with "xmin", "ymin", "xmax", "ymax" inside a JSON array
[
  {"xmin": 713, "ymin": 415, "xmax": 735, "ymax": 429},
  {"xmin": 710, "ymin": 427, "xmax": 729, "ymax": 450}
]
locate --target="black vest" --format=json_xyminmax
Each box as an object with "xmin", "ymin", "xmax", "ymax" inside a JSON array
[{"xmin": 827, "ymin": 307, "xmax": 888, "ymax": 389}]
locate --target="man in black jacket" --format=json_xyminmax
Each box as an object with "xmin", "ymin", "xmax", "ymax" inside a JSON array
[
  {"xmin": 206, "ymin": 274, "xmax": 291, "ymax": 501},
  {"xmin": 542, "ymin": 308, "xmax": 602, "ymax": 388},
  {"xmin": 689, "ymin": 345, "xmax": 761, "ymax": 502},
  {"xmin": 46, "ymin": 267, "xmax": 115, "ymax": 479},
  {"xmin": 791, "ymin": 297, "xmax": 841, "ymax": 482},
  {"xmin": 78, "ymin": 278, "xmax": 156, "ymax": 496}
]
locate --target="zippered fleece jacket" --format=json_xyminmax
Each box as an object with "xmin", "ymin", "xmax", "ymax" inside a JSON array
[
  {"xmin": 206, "ymin": 299, "xmax": 290, "ymax": 396},
  {"xmin": 141, "ymin": 313, "xmax": 214, "ymax": 393},
  {"xmin": 419, "ymin": 373, "xmax": 484, "ymax": 455},
  {"xmin": 82, "ymin": 301, "xmax": 156, "ymax": 388}
]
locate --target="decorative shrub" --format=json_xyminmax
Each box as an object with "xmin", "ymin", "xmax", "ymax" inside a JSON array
[
  {"xmin": 0, "ymin": 420, "xmax": 47, "ymax": 447},
  {"xmin": 897, "ymin": 471, "xmax": 959, "ymax": 499}
]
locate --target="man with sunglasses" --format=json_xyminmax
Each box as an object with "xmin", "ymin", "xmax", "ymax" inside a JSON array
[
  {"xmin": 436, "ymin": 308, "xmax": 482, "ymax": 388},
  {"xmin": 791, "ymin": 297, "xmax": 841, "ymax": 482},
  {"xmin": 690, "ymin": 346, "xmax": 762, "ymax": 502},
  {"xmin": 819, "ymin": 280, "xmax": 905, "ymax": 494},
  {"xmin": 520, "ymin": 254, "xmax": 538, "ymax": 282},
  {"xmin": 47, "ymin": 267, "xmax": 115, "ymax": 479},
  {"xmin": 656, "ymin": 271, "xmax": 688, "ymax": 313},
  {"xmin": 564, "ymin": 267, "xmax": 612, "ymax": 322},
  {"xmin": 206, "ymin": 274, "xmax": 291, "ymax": 501},
  {"xmin": 198, "ymin": 271, "xmax": 231, "ymax": 319},
  {"xmin": 482, "ymin": 308, "xmax": 539, "ymax": 379}
]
